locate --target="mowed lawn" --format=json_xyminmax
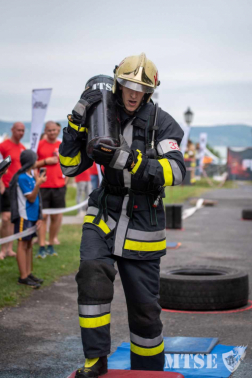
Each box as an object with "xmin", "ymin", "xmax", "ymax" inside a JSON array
[
  {"xmin": 0, "ymin": 225, "xmax": 82, "ymax": 308},
  {"xmin": 165, "ymin": 177, "xmax": 235, "ymax": 204}
]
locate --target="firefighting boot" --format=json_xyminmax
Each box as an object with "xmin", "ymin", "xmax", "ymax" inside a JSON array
[{"xmin": 75, "ymin": 357, "xmax": 108, "ymax": 378}]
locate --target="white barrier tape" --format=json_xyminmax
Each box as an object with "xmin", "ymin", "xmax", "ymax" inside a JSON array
[
  {"xmin": 182, "ymin": 198, "xmax": 204, "ymax": 220},
  {"xmin": 0, "ymin": 225, "xmax": 37, "ymax": 245},
  {"xmin": 0, "ymin": 199, "xmax": 89, "ymax": 245},
  {"xmin": 42, "ymin": 199, "xmax": 88, "ymax": 215}
]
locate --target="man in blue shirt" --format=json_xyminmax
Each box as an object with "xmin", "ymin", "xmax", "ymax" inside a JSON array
[{"xmin": 10, "ymin": 150, "xmax": 46, "ymax": 288}]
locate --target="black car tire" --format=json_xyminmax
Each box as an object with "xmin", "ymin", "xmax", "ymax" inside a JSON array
[{"xmin": 159, "ymin": 265, "xmax": 249, "ymax": 311}]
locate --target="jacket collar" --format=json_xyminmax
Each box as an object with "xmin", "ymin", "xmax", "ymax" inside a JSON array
[{"xmin": 119, "ymin": 102, "xmax": 153, "ymax": 126}]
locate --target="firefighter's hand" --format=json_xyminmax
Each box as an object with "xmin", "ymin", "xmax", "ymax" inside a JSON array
[
  {"xmin": 91, "ymin": 143, "xmax": 115, "ymax": 166},
  {"xmin": 72, "ymin": 88, "xmax": 102, "ymax": 125},
  {"xmin": 93, "ymin": 135, "xmax": 133, "ymax": 170}
]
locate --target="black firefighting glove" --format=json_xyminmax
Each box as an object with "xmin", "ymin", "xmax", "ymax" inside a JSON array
[
  {"xmin": 92, "ymin": 135, "xmax": 134, "ymax": 169},
  {"xmin": 71, "ymin": 88, "xmax": 102, "ymax": 126}
]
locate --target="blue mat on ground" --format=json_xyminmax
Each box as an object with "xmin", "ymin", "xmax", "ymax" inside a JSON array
[
  {"xmin": 164, "ymin": 337, "xmax": 219, "ymax": 354},
  {"xmin": 108, "ymin": 339, "xmax": 247, "ymax": 378}
]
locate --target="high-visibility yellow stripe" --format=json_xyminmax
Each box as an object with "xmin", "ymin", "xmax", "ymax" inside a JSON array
[
  {"xmin": 79, "ymin": 314, "xmax": 111, "ymax": 328},
  {"xmin": 69, "ymin": 120, "xmax": 88, "ymax": 133},
  {"xmin": 131, "ymin": 341, "xmax": 164, "ymax": 356},
  {"xmin": 124, "ymin": 239, "xmax": 166, "ymax": 252},
  {"xmin": 84, "ymin": 215, "xmax": 111, "ymax": 234},
  {"xmin": 19, "ymin": 217, "xmax": 24, "ymax": 241},
  {"xmin": 85, "ymin": 358, "xmax": 99, "ymax": 368},
  {"xmin": 59, "ymin": 151, "xmax": 81, "ymax": 167},
  {"xmin": 131, "ymin": 149, "xmax": 142, "ymax": 175},
  {"xmin": 158, "ymin": 159, "xmax": 173, "ymax": 186}
]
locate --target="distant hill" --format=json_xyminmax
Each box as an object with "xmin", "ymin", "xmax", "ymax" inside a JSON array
[
  {"xmin": 189, "ymin": 125, "xmax": 252, "ymax": 147},
  {"xmin": 1, "ymin": 120, "xmax": 252, "ymax": 147}
]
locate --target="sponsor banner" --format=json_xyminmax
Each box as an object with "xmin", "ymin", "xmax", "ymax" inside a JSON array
[
  {"xmin": 108, "ymin": 341, "xmax": 247, "ymax": 377},
  {"xmin": 30, "ymin": 88, "xmax": 52, "ymax": 152},
  {"xmin": 199, "ymin": 132, "xmax": 208, "ymax": 173},
  {"xmin": 179, "ymin": 123, "xmax": 191, "ymax": 156},
  {"xmin": 227, "ymin": 147, "xmax": 252, "ymax": 180}
]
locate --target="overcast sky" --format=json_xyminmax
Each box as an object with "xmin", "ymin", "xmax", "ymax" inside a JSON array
[{"xmin": 1, "ymin": 0, "xmax": 252, "ymax": 126}]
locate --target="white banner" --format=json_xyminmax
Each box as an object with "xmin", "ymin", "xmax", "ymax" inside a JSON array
[
  {"xmin": 30, "ymin": 88, "xmax": 52, "ymax": 152},
  {"xmin": 179, "ymin": 123, "xmax": 191, "ymax": 156},
  {"xmin": 199, "ymin": 132, "xmax": 208, "ymax": 173}
]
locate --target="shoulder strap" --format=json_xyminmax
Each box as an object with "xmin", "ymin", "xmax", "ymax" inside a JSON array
[{"xmin": 145, "ymin": 104, "xmax": 159, "ymax": 158}]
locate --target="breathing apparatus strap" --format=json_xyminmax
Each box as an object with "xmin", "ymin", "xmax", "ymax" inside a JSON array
[{"xmin": 145, "ymin": 103, "xmax": 159, "ymax": 159}]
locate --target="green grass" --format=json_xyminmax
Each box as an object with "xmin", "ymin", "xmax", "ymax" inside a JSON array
[
  {"xmin": 65, "ymin": 185, "xmax": 78, "ymax": 216},
  {"xmin": 0, "ymin": 225, "xmax": 82, "ymax": 308},
  {"xmin": 164, "ymin": 178, "xmax": 238, "ymax": 204}
]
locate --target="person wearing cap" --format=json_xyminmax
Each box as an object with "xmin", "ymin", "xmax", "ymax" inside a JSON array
[
  {"xmin": 10, "ymin": 150, "xmax": 46, "ymax": 288},
  {"xmin": 59, "ymin": 53, "xmax": 186, "ymax": 377}
]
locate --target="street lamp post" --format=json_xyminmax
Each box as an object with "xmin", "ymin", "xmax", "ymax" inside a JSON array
[{"xmin": 184, "ymin": 107, "xmax": 194, "ymax": 126}]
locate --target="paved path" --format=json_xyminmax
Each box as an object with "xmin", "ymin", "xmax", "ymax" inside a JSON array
[{"xmin": 0, "ymin": 183, "xmax": 251, "ymax": 377}]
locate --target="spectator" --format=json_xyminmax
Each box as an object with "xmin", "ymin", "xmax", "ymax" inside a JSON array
[
  {"xmin": 36, "ymin": 121, "xmax": 67, "ymax": 258},
  {"xmin": 53, "ymin": 122, "xmax": 67, "ymax": 244},
  {"xmin": 0, "ymin": 122, "xmax": 25, "ymax": 260},
  {"xmin": 55, "ymin": 122, "xmax": 62, "ymax": 140},
  {"xmin": 195, "ymin": 142, "xmax": 201, "ymax": 178},
  {"xmin": 89, "ymin": 162, "xmax": 99, "ymax": 190},
  {"xmin": 10, "ymin": 150, "xmax": 45, "ymax": 288},
  {"xmin": 75, "ymin": 168, "xmax": 91, "ymax": 216}
]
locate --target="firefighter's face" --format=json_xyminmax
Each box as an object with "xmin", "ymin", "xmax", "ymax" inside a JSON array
[{"xmin": 120, "ymin": 86, "xmax": 145, "ymax": 114}]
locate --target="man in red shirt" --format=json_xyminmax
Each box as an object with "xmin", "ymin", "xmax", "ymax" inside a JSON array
[
  {"xmin": 36, "ymin": 121, "xmax": 67, "ymax": 258},
  {"xmin": 0, "ymin": 122, "xmax": 26, "ymax": 259}
]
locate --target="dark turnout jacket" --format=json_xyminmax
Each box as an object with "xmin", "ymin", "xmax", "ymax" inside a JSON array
[{"xmin": 59, "ymin": 101, "xmax": 186, "ymax": 260}]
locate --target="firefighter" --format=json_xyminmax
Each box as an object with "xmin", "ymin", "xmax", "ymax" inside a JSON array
[{"xmin": 59, "ymin": 53, "xmax": 186, "ymax": 378}]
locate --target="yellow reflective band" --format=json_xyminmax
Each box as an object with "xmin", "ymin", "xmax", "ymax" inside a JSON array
[
  {"xmin": 69, "ymin": 120, "xmax": 88, "ymax": 133},
  {"xmin": 131, "ymin": 149, "xmax": 142, "ymax": 175},
  {"xmin": 124, "ymin": 239, "xmax": 166, "ymax": 252},
  {"xmin": 158, "ymin": 159, "xmax": 173, "ymax": 186},
  {"xmin": 79, "ymin": 314, "xmax": 111, "ymax": 328},
  {"xmin": 84, "ymin": 215, "xmax": 111, "ymax": 234},
  {"xmin": 85, "ymin": 358, "xmax": 99, "ymax": 368},
  {"xmin": 59, "ymin": 151, "xmax": 81, "ymax": 167},
  {"xmin": 131, "ymin": 341, "xmax": 164, "ymax": 356}
]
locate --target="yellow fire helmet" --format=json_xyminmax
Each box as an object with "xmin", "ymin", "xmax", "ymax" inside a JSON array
[{"xmin": 112, "ymin": 53, "xmax": 160, "ymax": 102}]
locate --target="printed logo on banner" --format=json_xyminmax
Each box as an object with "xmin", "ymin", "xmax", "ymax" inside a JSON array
[
  {"xmin": 222, "ymin": 346, "xmax": 246, "ymax": 373},
  {"xmin": 33, "ymin": 101, "xmax": 48, "ymax": 109},
  {"xmin": 31, "ymin": 132, "xmax": 39, "ymax": 150}
]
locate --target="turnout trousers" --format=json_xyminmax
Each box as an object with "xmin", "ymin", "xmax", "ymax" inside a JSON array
[{"xmin": 76, "ymin": 226, "xmax": 165, "ymax": 371}]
